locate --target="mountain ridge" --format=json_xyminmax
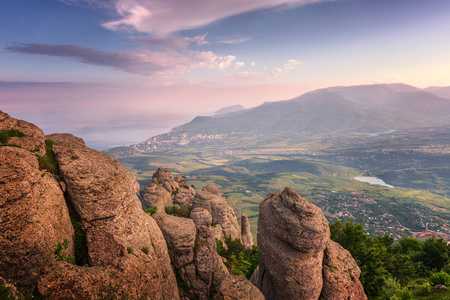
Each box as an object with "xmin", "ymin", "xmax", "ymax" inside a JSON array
[{"xmin": 105, "ymin": 83, "xmax": 450, "ymax": 156}]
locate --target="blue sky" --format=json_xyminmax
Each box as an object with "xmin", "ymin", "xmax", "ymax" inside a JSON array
[{"xmin": 1, "ymin": 0, "xmax": 450, "ymax": 149}]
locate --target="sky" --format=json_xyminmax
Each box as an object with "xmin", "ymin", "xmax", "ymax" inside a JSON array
[{"xmin": 1, "ymin": 0, "xmax": 450, "ymax": 149}]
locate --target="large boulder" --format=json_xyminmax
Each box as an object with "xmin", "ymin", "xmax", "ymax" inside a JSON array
[
  {"xmin": 191, "ymin": 186, "xmax": 241, "ymax": 241},
  {"xmin": 240, "ymin": 213, "xmax": 254, "ymax": 249},
  {"xmin": 0, "ymin": 146, "xmax": 74, "ymax": 292},
  {"xmin": 0, "ymin": 111, "xmax": 45, "ymax": 155},
  {"xmin": 140, "ymin": 182, "xmax": 173, "ymax": 211},
  {"xmin": 255, "ymin": 187, "xmax": 366, "ymax": 300},
  {"xmin": 214, "ymin": 275, "xmax": 265, "ymax": 300},
  {"xmin": 320, "ymin": 241, "xmax": 367, "ymax": 300},
  {"xmin": 39, "ymin": 133, "xmax": 179, "ymax": 299},
  {"xmin": 153, "ymin": 213, "xmax": 228, "ymax": 300},
  {"xmin": 152, "ymin": 168, "xmax": 196, "ymax": 208}
]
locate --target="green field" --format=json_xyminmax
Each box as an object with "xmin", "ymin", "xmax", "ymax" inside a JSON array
[{"xmin": 117, "ymin": 139, "xmax": 450, "ymax": 242}]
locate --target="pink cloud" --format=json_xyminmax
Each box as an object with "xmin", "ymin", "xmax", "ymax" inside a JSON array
[
  {"xmin": 232, "ymin": 59, "xmax": 301, "ymax": 79},
  {"xmin": 134, "ymin": 34, "xmax": 210, "ymax": 50},
  {"xmin": 97, "ymin": 0, "xmax": 333, "ymax": 36},
  {"xmin": 6, "ymin": 43, "xmax": 243, "ymax": 76}
]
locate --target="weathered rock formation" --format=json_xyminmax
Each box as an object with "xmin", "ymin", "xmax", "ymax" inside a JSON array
[
  {"xmin": 190, "ymin": 186, "xmax": 241, "ymax": 241},
  {"xmin": 240, "ymin": 213, "xmax": 254, "ymax": 249},
  {"xmin": 0, "ymin": 111, "xmax": 45, "ymax": 155},
  {"xmin": 39, "ymin": 133, "xmax": 180, "ymax": 299},
  {"xmin": 1, "ymin": 112, "xmax": 367, "ymax": 300},
  {"xmin": 0, "ymin": 121, "xmax": 74, "ymax": 292},
  {"xmin": 320, "ymin": 240, "xmax": 367, "ymax": 300},
  {"xmin": 214, "ymin": 275, "xmax": 265, "ymax": 300},
  {"xmin": 254, "ymin": 187, "xmax": 367, "ymax": 300},
  {"xmin": 151, "ymin": 168, "xmax": 196, "ymax": 208},
  {"xmin": 153, "ymin": 214, "xmax": 262, "ymax": 300},
  {"xmin": 140, "ymin": 182, "xmax": 173, "ymax": 211}
]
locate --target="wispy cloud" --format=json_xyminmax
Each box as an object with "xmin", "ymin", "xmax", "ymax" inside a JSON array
[
  {"xmin": 57, "ymin": 0, "xmax": 110, "ymax": 9},
  {"xmin": 133, "ymin": 34, "xmax": 210, "ymax": 50},
  {"xmin": 270, "ymin": 59, "xmax": 301, "ymax": 75},
  {"xmin": 215, "ymin": 35, "xmax": 252, "ymax": 45},
  {"xmin": 61, "ymin": 0, "xmax": 333, "ymax": 36},
  {"xmin": 233, "ymin": 59, "xmax": 301, "ymax": 79},
  {"xmin": 6, "ymin": 42, "xmax": 244, "ymax": 76}
]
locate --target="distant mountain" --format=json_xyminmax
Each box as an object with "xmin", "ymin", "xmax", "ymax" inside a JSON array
[
  {"xmin": 105, "ymin": 83, "xmax": 450, "ymax": 155},
  {"xmin": 423, "ymin": 86, "xmax": 450, "ymax": 99},
  {"xmin": 175, "ymin": 84, "xmax": 450, "ymax": 135},
  {"xmin": 214, "ymin": 104, "xmax": 245, "ymax": 115}
]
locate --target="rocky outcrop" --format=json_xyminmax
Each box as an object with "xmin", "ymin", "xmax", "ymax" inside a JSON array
[
  {"xmin": 140, "ymin": 182, "xmax": 173, "ymax": 211},
  {"xmin": 320, "ymin": 240, "xmax": 367, "ymax": 300},
  {"xmin": 151, "ymin": 168, "xmax": 196, "ymax": 208},
  {"xmin": 255, "ymin": 187, "xmax": 366, "ymax": 300},
  {"xmin": 152, "ymin": 214, "xmax": 262, "ymax": 300},
  {"xmin": 240, "ymin": 213, "xmax": 254, "ymax": 249},
  {"xmin": 38, "ymin": 133, "xmax": 179, "ymax": 299},
  {"xmin": 214, "ymin": 275, "xmax": 265, "ymax": 300},
  {"xmin": 153, "ymin": 213, "xmax": 227, "ymax": 299},
  {"xmin": 0, "ymin": 146, "xmax": 74, "ymax": 291},
  {"xmin": 191, "ymin": 186, "xmax": 241, "ymax": 241},
  {"xmin": 0, "ymin": 111, "xmax": 45, "ymax": 155}
]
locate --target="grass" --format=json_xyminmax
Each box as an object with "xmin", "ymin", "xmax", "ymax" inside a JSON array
[
  {"xmin": 116, "ymin": 142, "xmax": 450, "ymax": 242},
  {"xmin": 70, "ymin": 214, "xmax": 90, "ymax": 267},
  {"xmin": 37, "ymin": 139, "xmax": 60, "ymax": 179},
  {"xmin": 0, "ymin": 129, "xmax": 25, "ymax": 144},
  {"xmin": 0, "ymin": 284, "xmax": 15, "ymax": 300}
]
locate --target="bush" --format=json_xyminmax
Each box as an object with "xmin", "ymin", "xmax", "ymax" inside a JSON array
[
  {"xmin": 141, "ymin": 247, "xmax": 149, "ymax": 255},
  {"xmin": 379, "ymin": 277, "xmax": 402, "ymax": 300},
  {"xmin": 144, "ymin": 207, "xmax": 158, "ymax": 216},
  {"xmin": 37, "ymin": 139, "xmax": 60, "ymax": 179},
  {"xmin": 430, "ymin": 270, "xmax": 450, "ymax": 286},
  {"xmin": 54, "ymin": 239, "xmax": 75, "ymax": 264},
  {"xmin": 396, "ymin": 288, "xmax": 412, "ymax": 300},
  {"xmin": 71, "ymin": 215, "xmax": 89, "ymax": 266},
  {"xmin": 127, "ymin": 247, "xmax": 133, "ymax": 254},
  {"xmin": 414, "ymin": 282, "xmax": 432, "ymax": 296},
  {"xmin": 165, "ymin": 205, "xmax": 190, "ymax": 218},
  {"xmin": 216, "ymin": 237, "xmax": 259, "ymax": 279},
  {"xmin": 0, "ymin": 284, "xmax": 15, "ymax": 300},
  {"xmin": 0, "ymin": 129, "xmax": 25, "ymax": 144}
]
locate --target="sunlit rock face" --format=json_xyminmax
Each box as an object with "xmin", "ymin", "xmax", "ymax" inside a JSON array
[{"xmin": 255, "ymin": 187, "xmax": 367, "ymax": 300}]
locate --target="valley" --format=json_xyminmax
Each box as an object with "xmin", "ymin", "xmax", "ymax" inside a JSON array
[{"xmin": 106, "ymin": 84, "xmax": 450, "ymax": 242}]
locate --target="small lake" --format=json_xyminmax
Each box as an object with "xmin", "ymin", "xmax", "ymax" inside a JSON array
[
  {"xmin": 353, "ymin": 129, "xmax": 396, "ymax": 137},
  {"xmin": 354, "ymin": 176, "xmax": 394, "ymax": 188}
]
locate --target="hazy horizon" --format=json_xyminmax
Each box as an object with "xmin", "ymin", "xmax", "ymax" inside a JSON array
[{"xmin": 2, "ymin": 0, "xmax": 450, "ymax": 149}]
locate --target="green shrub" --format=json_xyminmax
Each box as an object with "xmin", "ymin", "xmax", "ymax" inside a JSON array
[
  {"xmin": 141, "ymin": 247, "xmax": 149, "ymax": 255},
  {"xmin": 165, "ymin": 205, "xmax": 190, "ymax": 218},
  {"xmin": 127, "ymin": 247, "xmax": 133, "ymax": 254},
  {"xmin": 0, "ymin": 129, "xmax": 25, "ymax": 144},
  {"xmin": 0, "ymin": 143, "xmax": 22, "ymax": 148},
  {"xmin": 0, "ymin": 284, "xmax": 15, "ymax": 300},
  {"xmin": 144, "ymin": 206, "xmax": 158, "ymax": 216},
  {"xmin": 216, "ymin": 237, "xmax": 259, "ymax": 279},
  {"xmin": 54, "ymin": 239, "xmax": 75, "ymax": 264},
  {"xmin": 414, "ymin": 282, "xmax": 432, "ymax": 296},
  {"xmin": 379, "ymin": 277, "xmax": 402, "ymax": 300},
  {"xmin": 70, "ymin": 215, "xmax": 89, "ymax": 266},
  {"xmin": 37, "ymin": 139, "xmax": 60, "ymax": 179},
  {"xmin": 396, "ymin": 288, "xmax": 412, "ymax": 300},
  {"xmin": 430, "ymin": 270, "xmax": 450, "ymax": 286}
]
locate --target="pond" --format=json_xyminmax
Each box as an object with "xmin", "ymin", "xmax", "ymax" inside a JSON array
[{"xmin": 354, "ymin": 176, "xmax": 394, "ymax": 188}]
